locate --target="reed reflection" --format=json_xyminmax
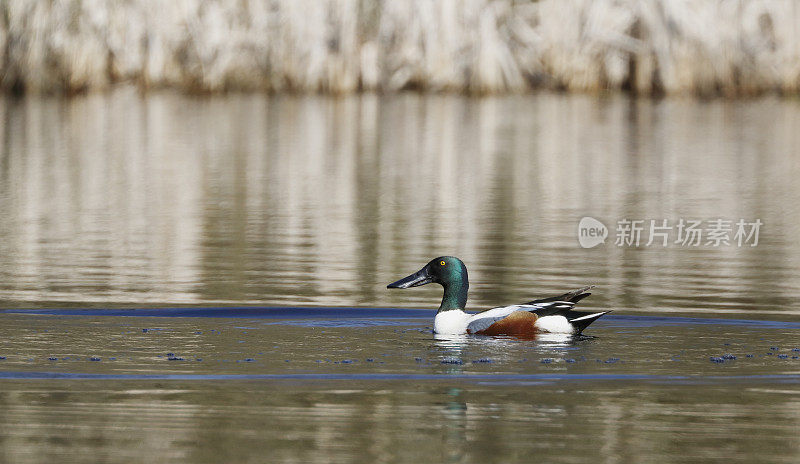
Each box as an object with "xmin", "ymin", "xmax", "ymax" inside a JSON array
[{"xmin": 0, "ymin": 91, "xmax": 799, "ymax": 317}]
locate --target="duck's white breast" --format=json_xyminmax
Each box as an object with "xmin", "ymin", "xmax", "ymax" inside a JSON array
[{"xmin": 433, "ymin": 310, "xmax": 471, "ymax": 334}]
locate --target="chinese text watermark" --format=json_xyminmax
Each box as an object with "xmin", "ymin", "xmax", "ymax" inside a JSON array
[{"xmin": 578, "ymin": 217, "xmax": 762, "ymax": 249}]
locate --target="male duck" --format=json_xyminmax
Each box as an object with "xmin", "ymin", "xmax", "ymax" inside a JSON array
[{"xmin": 387, "ymin": 256, "xmax": 609, "ymax": 336}]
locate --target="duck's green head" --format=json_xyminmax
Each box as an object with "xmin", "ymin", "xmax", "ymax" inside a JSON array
[{"xmin": 387, "ymin": 256, "xmax": 469, "ymax": 311}]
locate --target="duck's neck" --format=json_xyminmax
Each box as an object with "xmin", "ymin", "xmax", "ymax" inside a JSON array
[{"xmin": 438, "ymin": 280, "xmax": 468, "ymax": 312}]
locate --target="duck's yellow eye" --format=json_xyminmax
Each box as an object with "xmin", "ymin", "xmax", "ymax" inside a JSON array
[{"xmin": 440, "ymin": 260, "xmax": 446, "ymax": 266}]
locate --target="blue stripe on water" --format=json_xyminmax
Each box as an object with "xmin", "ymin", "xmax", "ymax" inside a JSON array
[
  {"xmin": 0, "ymin": 371, "xmax": 799, "ymax": 384},
  {"xmin": 2, "ymin": 307, "xmax": 800, "ymax": 329},
  {"xmin": 0, "ymin": 307, "xmax": 432, "ymax": 319}
]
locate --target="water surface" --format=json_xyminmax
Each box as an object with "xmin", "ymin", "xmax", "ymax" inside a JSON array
[
  {"xmin": 1, "ymin": 90, "xmax": 800, "ymax": 463},
  {"xmin": 1, "ymin": 90, "xmax": 799, "ymax": 316},
  {"xmin": 0, "ymin": 312, "xmax": 799, "ymax": 463}
]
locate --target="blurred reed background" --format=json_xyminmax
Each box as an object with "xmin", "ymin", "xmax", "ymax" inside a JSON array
[{"xmin": 1, "ymin": 0, "xmax": 799, "ymax": 96}]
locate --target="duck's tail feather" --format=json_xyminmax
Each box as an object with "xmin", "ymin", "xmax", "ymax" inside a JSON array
[
  {"xmin": 567, "ymin": 310, "xmax": 611, "ymax": 334},
  {"xmin": 527, "ymin": 285, "xmax": 595, "ymax": 305}
]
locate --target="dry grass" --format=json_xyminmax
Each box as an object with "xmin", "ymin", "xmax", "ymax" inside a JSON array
[{"xmin": 1, "ymin": 0, "xmax": 798, "ymax": 95}]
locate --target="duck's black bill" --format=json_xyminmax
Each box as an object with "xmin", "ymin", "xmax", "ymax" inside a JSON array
[{"xmin": 387, "ymin": 268, "xmax": 433, "ymax": 289}]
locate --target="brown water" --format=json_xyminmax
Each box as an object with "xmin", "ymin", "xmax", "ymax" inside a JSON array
[
  {"xmin": 1, "ymin": 89, "xmax": 800, "ymax": 463},
  {"xmin": 0, "ymin": 314, "xmax": 799, "ymax": 463}
]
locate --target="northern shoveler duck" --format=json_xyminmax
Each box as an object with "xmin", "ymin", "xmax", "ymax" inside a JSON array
[{"xmin": 387, "ymin": 256, "xmax": 610, "ymax": 336}]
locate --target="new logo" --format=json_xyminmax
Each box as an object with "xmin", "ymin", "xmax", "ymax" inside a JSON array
[{"xmin": 578, "ymin": 217, "xmax": 607, "ymax": 248}]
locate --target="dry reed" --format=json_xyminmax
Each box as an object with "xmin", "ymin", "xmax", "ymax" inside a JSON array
[{"xmin": 1, "ymin": 0, "xmax": 798, "ymax": 95}]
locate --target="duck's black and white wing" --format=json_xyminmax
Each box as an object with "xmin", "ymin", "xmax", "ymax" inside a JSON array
[
  {"xmin": 466, "ymin": 301, "xmax": 574, "ymax": 334},
  {"xmin": 527, "ymin": 285, "xmax": 595, "ymax": 305},
  {"xmin": 467, "ymin": 286, "xmax": 610, "ymax": 334},
  {"xmin": 525, "ymin": 286, "xmax": 610, "ymax": 333}
]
